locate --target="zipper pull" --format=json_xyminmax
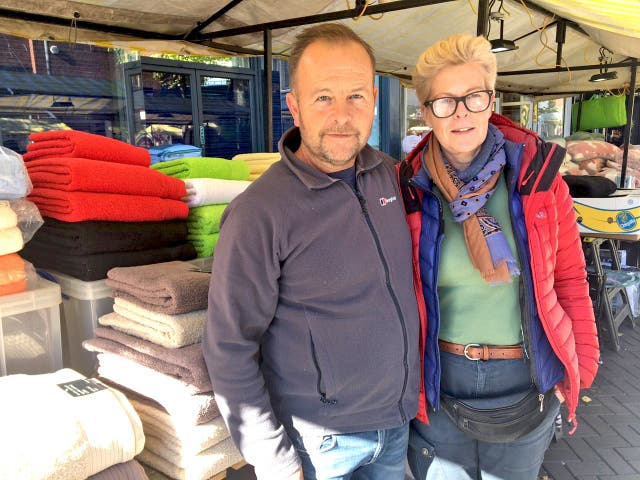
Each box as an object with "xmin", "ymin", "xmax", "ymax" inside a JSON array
[{"xmin": 539, "ymin": 393, "xmax": 545, "ymax": 412}]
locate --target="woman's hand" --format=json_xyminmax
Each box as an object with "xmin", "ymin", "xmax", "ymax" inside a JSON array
[{"xmin": 554, "ymin": 386, "xmax": 565, "ymax": 404}]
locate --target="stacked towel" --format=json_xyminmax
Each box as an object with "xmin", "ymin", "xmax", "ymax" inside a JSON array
[
  {"xmin": 28, "ymin": 188, "xmax": 189, "ymax": 223},
  {"xmin": 106, "ymin": 261, "xmax": 210, "ymax": 315},
  {"xmin": 0, "ymin": 201, "xmax": 23, "ymax": 256},
  {"xmin": 24, "ymin": 130, "xmax": 151, "ymax": 166},
  {"xmin": 149, "ymin": 144, "xmax": 202, "ymax": 165},
  {"xmin": 0, "ymin": 368, "xmax": 145, "ymax": 480},
  {"xmin": 181, "ymin": 178, "xmax": 250, "ymax": 208},
  {"xmin": 186, "ymin": 204, "xmax": 228, "ymax": 235},
  {"xmin": 88, "ymin": 460, "xmax": 149, "ymax": 480},
  {"xmin": 26, "ymin": 157, "xmax": 186, "ymax": 199},
  {"xmin": 28, "ymin": 218, "xmax": 189, "ymax": 255},
  {"xmin": 151, "ymin": 157, "xmax": 250, "ymax": 181},
  {"xmin": 0, "ymin": 253, "xmax": 26, "ymax": 296},
  {"xmin": 187, "ymin": 233, "xmax": 220, "ymax": 258},
  {"xmin": 84, "ymin": 326, "xmax": 211, "ymax": 393},
  {"xmin": 231, "ymin": 152, "xmax": 280, "ymax": 181},
  {"xmin": 21, "ymin": 240, "xmax": 196, "ymax": 281}
]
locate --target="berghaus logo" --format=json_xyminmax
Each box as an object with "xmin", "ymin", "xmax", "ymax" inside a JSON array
[{"xmin": 379, "ymin": 196, "xmax": 397, "ymax": 206}]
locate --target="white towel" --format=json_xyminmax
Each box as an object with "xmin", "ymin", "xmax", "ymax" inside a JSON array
[
  {"xmin": 0, "ymin": 201, "xmax": 18, "ymax": 229},
  {"xmin": 129, "ymin": 397, "xmax": 229, "ymax": 457},
  {"xmin": 182, "ymin": 178, "xmax": 251, "ymax": 208},
  {"xmin": 0, "ymin": 226, "xmax": 23, "ymax": 255},
  {"xmin": 137, "ymin": 436, "xmax": 242, "ymax": 480},
  {"xmin": 99, "ymin": 297, "xmax": 205, "ymax": 348},
  {"xmin": 0, "ymin": 368, "xmax": 144, "ymax": 480},
  {"xmin": 96, "ymin": 353, "xmax": 219, "ymax": 425}
]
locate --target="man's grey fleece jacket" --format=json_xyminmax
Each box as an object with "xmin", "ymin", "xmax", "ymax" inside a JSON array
[{"xmin": 202, "ymin": 127, "xmax": 420, "ymax": 478}]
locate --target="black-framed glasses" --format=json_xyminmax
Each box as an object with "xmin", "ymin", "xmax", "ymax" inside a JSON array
[{"xmin": 423, "ymin": 90, "xmax": 494, "ymax": 118}]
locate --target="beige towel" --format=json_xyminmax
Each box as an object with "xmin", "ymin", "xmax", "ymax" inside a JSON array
[
  {"xmin": 137, "ymin": 436, "xmax": 242, "ymax": 480},
  {"xmin": 87, "ymin": 459, "xmax": 149, "ymax": 480},
  {"xmin": 129, "ymin": 397, "xmax": 228, "ymax": 457},
  {"xmin": 96, "ymin": 353, "xmax": 218, "ymax": 425},
  {"xmin": 107, "ymin": 261, "xmax": 210, "ymax": 315},
  {"xmin": 99, "ymin": 297, "xmax": 205, "ymax": 348},
  {"xmin": 0, "ymin": 226, "xmax": 23, "ymax": 255},
  {"xmin": 0, "ymin": 369, "xmax": 144, "ymax": 480}
]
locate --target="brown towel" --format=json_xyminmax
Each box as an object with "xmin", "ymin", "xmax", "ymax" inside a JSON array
[
  {"xmin": 106, "ymin": 261, "xmax": 210, "ymax": 314},
  {"xmin": 84, "ymin": 327, "xmax": 211, "ymax": 394}
]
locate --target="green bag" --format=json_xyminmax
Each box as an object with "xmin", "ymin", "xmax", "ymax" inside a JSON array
[{"xmin": 571, "ymin": 94, "xmax": 627, "ymax": 131}]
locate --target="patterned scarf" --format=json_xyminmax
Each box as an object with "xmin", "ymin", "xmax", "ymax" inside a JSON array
[{"xmin": 423, "ymin": 127, "xmax": 520, "ymax": 285}]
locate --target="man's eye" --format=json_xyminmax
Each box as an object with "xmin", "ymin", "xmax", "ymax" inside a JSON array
[
  {"xmin": 350, "ymin": 94, "xmax": 364, "ymax": 100},
  {"xmin": 317, "ymin": 96, "xmax": 331, "ymax": 102}
]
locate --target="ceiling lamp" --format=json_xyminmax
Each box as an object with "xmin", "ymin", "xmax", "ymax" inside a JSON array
[
  {"xmin": 589, "ymin": 46, "xmax": 617, "ymax": 83},
  {"xmin": 490, "ymin": 16, "xmax": 518, "ymax": 53}
]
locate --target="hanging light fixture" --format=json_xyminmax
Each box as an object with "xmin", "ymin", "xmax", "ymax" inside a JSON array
[
  {"xmin": 489, "ymin": 1, "xmax": 518, "ymax": 53},
  {"xmin": 590, "ymin": 46, "xmax": 618, "ymax": 82}
]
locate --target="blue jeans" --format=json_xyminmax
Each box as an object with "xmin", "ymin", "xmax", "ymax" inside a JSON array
[
  {"xmin": 290, "ymin": 423, "xmax": 410, "ymax": 480},
  {"xmin": 408, "ymin": 352, "xmax": 560, "ymax": 480}
]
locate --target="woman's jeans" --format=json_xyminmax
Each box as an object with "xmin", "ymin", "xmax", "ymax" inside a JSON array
[
  {"xmin": 408, "ymin": 352, "xmax": 560, "ymax": 480},
  {"xmin": 290, "ymin": 423, "xmax": 410, "ymax": 480}
]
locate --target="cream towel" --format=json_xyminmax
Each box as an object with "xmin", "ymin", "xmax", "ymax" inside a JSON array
[
  {"xmin": 182, "ymin": 178, "xmax": 250, "ymax": 208},
  {"xmin": 0, "ymin": 226, "xmax": 23, "ymax": 255},
  {"xmin": 129, "ymin": 397, "xmax": 228, "ymax": 457},
  {"xmin": 96, "ymin": 353, "xmax": 219, "ymax": 425},
  {"xmin": 0, "ymin": 368, "xmax": 144, "ymax": 480},
  {"xmin": 0, "ymin": 201, "xmax": 18, "ymax": 229},
  {"xmin": 137, "ymin": 436, "xmax": 242, "ymax": 480},
  {"xmin": 99, "ymin": 297, "xmax": 205, "ymax": 348}
]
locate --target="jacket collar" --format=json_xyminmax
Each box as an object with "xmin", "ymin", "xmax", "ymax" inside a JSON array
[{"xmin": 278, "ymin": 126, "xmax": 384, "ymax": 190}]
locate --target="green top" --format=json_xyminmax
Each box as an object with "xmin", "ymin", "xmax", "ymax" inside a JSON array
[{"xmin": 436, "ymin": 177, "xmax": 523, "ymax": 346}]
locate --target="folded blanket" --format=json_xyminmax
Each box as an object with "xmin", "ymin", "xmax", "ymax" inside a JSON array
[
  {"xmin": 99, "ymin": 297, "xmax": 205, "ymax": 348},
  {"xmin": 182, "ymin": 178, "xmax": 250, "ymax": 208},
  {"xmin": 129, "ymin": 397, "xmax": 228, "ymax": 458},
  {"xmin": 87, "ymin": 460, "xmax": 149, "ymax": 480},
  {"xmin": 187, "ymin": 233, "xmax": 219, "ymax": 258},
  {"xmin": 137, "ymin": 435, "xmax": 242, "ymax": 480},
  {"xmin": 186, "ymin": 204, "xmax": 228, "ymax": 234},
  {"xmin": 0, "ymin": 253, "xmax": 26, "ymax": 296},
  {"xmin": 96, "ymin": 353, "xmax": 219, "ymax": 425},
  {"xmin": 28, "ymin": 188, "xmax": 189, "ymax": 222},
  {"xmin": 0, "ymin": 368, "xmax": 144, "ymax": 480},
  {"xmin": 149, "ymin": 144, "xmax": 202, "ymax": 165},
  {"xmin": 84, "ymin": 326, "xmax": 211, "ymax": 393},
  {"xmin": 24, "ymin": 130, "xmax": 151, "ymax": 167},
  {"xmin": 151, "ymin": 157, "xmax": 249, "ymax": 181},
  {"xmin": 26, "ymin": 158, "xmax": 186, "ymax": 199},
  {"xmin": 21, "ymin": 241, "xmax": 196, "ymax": 281},
  {"xmin": 33, "ymin": 218, "xmax": 189, "ymax": 255},
  {"xmin": 0, "ymin": 146, "xmax": 31, "ymax": 199},
  {"xmin": 0, "ymin": 201, "xmax": 18, "ymax": 229},
  {"xmin": 231, "ymin": 152, "xmax": 280, "ymax": 178},
  {"xmin": 106, "ymin": 261, "xmax": 210, "ymax": 315},
  {"xmin": 0, "ymin": 226, "xmax": 23, "ymax": 256}
]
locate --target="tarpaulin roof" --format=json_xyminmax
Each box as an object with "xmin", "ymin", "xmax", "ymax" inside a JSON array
[{"xmin": 0, "ymin": 0, "xmax": 638, "ymax": 95}]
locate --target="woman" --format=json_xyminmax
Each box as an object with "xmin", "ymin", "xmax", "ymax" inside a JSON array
[{"xmin": 398, "ymin": 34, "xmax": 600, "ymax": 479}]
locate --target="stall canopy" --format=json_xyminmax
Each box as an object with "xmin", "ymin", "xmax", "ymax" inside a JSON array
[{"xmin": 0, "ymin": 0, "xmax": 638, "ymax": 95}]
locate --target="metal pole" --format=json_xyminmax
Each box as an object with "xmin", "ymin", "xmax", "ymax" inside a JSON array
[
  {"xmin": 476, "ymin": 0, "xmax": 490, "ymax": 38},
  {"xmin": 620, "ymin": 58, "xmax": 638, "ymax": 188}
]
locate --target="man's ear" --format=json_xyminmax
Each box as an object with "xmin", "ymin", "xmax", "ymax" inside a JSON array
[{"xmin": 286, "ymin": 92, "xmax": 300, "ymax": 127}]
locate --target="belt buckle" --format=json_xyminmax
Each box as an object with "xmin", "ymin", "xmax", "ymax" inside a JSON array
[{"xmin": 463, "ymin": 343, "xmax": 481, "ymax": 361}]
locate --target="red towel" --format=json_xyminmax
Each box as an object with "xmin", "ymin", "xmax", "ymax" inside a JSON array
[
  {"xmin": 28, "ymin": 188, "xmax": 189, "ymax": 222},
  {"xmin": 24, "ymin": 130, "xmax": 151, "ymax": 167},
  {"xmin": 26, "ymin": 158, "xmax": 186, "ymax": 199}
]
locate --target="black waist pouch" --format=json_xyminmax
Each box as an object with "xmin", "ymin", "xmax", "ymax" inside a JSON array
[{"xmin": 440, "ymin": 388, "xmax": 555, "ymax": 443}]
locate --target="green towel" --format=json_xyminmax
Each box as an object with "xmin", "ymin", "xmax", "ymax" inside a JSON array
[
  {"xmin": 187, "ymin": 204, "xmax": 228, "ymax": 234},
  {"xmin": 151, "ymin": 157, "xmax": 250, "ymax": 180},
  {"xmin": 188, "ymin": 233, "xmax": 219, "ymax": 258}
]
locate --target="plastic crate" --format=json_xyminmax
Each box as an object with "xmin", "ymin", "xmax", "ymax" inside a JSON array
[
  {"xmin": 48, "ymin": 271, "xmax": 113, "ymax": 376},
  {"xmin": 0, "ymin": 277, "xmax": 63, "ymax": 376}
]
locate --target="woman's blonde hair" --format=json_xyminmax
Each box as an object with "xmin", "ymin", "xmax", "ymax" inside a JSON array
[{"xmin": 412, "ymin": 34, "xmax": 497, "ymax": 104}]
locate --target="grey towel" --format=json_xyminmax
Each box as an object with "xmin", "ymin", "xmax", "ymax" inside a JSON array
[
  {"xmin": 106, "ymin": 261, "xmax": 210, "ymax": 314},
  {"xmin": 88, "ymin": 460, "xmax": 149, "ymax": 480},
  {"xmin": 84, "ymin": 327, "xmax": 211, "ymax": 394}
]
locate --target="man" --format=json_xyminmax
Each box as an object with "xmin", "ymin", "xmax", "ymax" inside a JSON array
[
  {"xmin": 402, "ymin": 129, "xmax": 421, "ymax": 156},
  {"xmin": 202, "ymin": 23, "xmax": 420, "ymax": 480}
]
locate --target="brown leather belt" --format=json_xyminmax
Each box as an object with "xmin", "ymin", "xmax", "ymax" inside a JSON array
[{"xmin": 438, "ymin": 339, "xmax": 524, "ymax": 361}]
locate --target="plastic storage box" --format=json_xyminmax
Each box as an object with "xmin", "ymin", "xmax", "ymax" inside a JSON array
[
  {"xmin": 49, "ymin": 271, "xmax": 113, "ymax": 376},
  {"xmin": 0, "ymin": 277, "xmax": 63, "ymax": 376}
]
